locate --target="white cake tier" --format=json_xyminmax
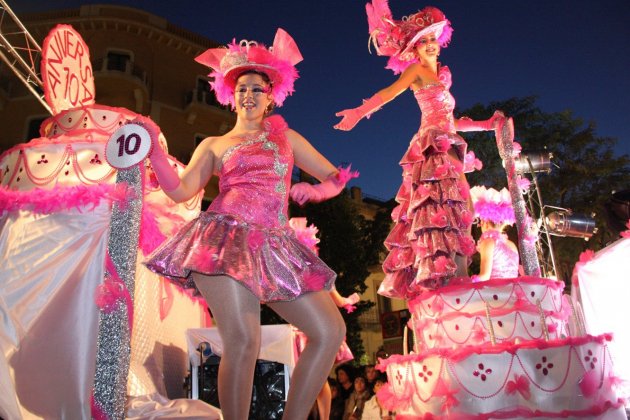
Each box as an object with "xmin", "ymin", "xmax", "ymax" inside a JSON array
[
  {"xmin": 377, "ymin": 334, "xmax": 625, "ymax": 419},
  {"xmin": 40, "ymin": 104, "xmax": 137, "ymax": 138},
  {"xmin": 408, "ymin": 277, "xmax": 571, "ymax": 350},
  {"xmin": 0, "ymin": 105, "xmax": 199, "ymax": 218}
]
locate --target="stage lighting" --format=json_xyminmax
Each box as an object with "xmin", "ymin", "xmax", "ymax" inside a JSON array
[
  {"xmin": 546, "ymin": 210, "xmax": 597, "ymax": 239},
  {"xmin": 514, "ymin": 152, "xmax": 553, "ymax": 174}
]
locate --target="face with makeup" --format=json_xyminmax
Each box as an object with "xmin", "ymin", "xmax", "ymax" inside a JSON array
[
  {"xmin": 234, "ymin": 71, "xmax": 273, "ymax": 120},
  {"xmin": 414, "ymin": 32, "xmax": 440, "ymax": 64}
]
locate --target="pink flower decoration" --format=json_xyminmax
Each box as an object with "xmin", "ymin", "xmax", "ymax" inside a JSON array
[
  {"xmin": 434, "ymin": 255, "xmax": 450, "ymax": 274},
  {"xmin": 459, "ymin": 235, "xmax": 476, "ymax": 256},
  {"xmin": 457, "ymin": 181, "xmax": 470, "ymax": 200},
  {"xmin": 512, "ymin": 141, "xmax": 522, "ymax": 155},
  {"xmin": 463, "ymin": 151, "xmax": 483, "ymax": 172},
  {"xmin": 247, "ymin": 230, "xmax": 266, "ymax": 251},
  {"xmin": 471, "ymin": 323, "xmax": 486, "ymax": 343},
  {"xmin": 434, "ymin": 164, "xmax": 448, "ymax": 178},
  {"xmin": 431, "ymin": 210, "xmax": 449, "ymax": 228},
  {"xmin": 516, "ymin": 176, "xmax": 531, "ymax": 192},
  {"xmin": 417, "ymin": 183, "xmax": 431, "ymax": 197},
  {"xmin": 433, "ymin": 379, "xmax": 459, "ymax": 411},
  {"xmin": 547, "ymin": 322, "xmax": 558, "ymax": 334},
  {"xmin": 506, "ymin": 374, "xmax": 531, "ymax": 400},
  {"xmin": 435, "ymin": 137, "xmax": 451, "ymax": 152},
  {"xmin": 460, "ymin": 210, "xmax": 473, "ymax": 228}
]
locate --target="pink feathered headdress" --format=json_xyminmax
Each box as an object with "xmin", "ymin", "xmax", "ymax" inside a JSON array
[
  {"xmin": 366, "ymin": 1, "xmax": 453, "ymax": 74},
  {"xmin": 470, "ymin": 185, "xmax": 516, "ymax": 225},
  {"xmin": 289, "ymin": 217, "xmax": 320, "ymax": 255},
  {"xmin": 195, "ymin": 28, "xmax": 303, "ymax": 108}
]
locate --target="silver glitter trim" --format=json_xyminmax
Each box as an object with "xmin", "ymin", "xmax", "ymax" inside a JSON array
[
  {"xmin": 93, "ymin": 166, "xmax": 142, "ymax": 420},
  {"xmin": 497, "ymin": 118, "xmax": 541, "ymax": 276}
]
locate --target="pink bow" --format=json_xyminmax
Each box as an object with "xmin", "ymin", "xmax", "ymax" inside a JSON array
[{"xmin": 506, "ymin": 374, "xmax": 531, "ymax": 400}]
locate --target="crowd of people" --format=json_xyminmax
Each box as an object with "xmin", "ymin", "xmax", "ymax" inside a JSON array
[{"xmin": 312, "ymin": 364, "xmax": 393, "ymax": 420}]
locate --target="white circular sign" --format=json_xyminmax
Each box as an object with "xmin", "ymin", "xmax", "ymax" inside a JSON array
[{"xmin": 105, "ymin": 123, "xmax": 152, "ymax": 169}]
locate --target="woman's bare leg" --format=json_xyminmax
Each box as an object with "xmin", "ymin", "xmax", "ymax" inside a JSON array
[
  {"xmin": 267, "ymin": 291, "xmax": 345, "ymax": 420},
  {"xmin": 193, "ymin": 274, "xmax": 261, "ymax": 420}
]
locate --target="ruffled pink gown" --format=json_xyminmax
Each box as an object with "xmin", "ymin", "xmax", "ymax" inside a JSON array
[
  {"xmin": 145, "ymin": 115, "xmax": 336, "ymax": 302},
  {"xmin": 478, "ymin": 230, "xmax": 519, "ymax": 279},
  {"xmin": 379, "ymin": 66, "xmax": 475, "ymax": 299}
]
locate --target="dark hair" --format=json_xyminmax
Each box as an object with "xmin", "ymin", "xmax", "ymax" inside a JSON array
[
  {"xmin": 335, "ymin": 363, "xmax": 355, "ymax": 380},
  {"xmin": 236, "ymin": 69, "xmax": 272, "ymax": 85}
]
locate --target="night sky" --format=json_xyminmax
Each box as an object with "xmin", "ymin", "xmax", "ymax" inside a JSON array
[{"xmin": 13, "ymin": 0, "xmax": 630, "ymax": 200}]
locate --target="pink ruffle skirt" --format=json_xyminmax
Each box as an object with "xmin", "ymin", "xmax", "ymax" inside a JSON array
[{"xmin": 144, "ymin": 211, "xmax": 336, "ymax": 302}]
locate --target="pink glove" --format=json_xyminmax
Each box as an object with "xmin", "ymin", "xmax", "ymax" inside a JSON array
[
  {"xmin": 342, "ymin": 292, "xmax": 360, "ymax": 313},
  {"xmin": 334, "ymin": 94, "xmax": 384, "ymax": 131},
  {"xmin": 135, "ymin": 116, "xmax": 181, "ymax": 192},
  {"xmin": 456, "ymin": 110, "xmax": 504, "ymax": 132},
  {"xmin": 290, "ymin": 166, "xmax": 359, "ymax": 205}
]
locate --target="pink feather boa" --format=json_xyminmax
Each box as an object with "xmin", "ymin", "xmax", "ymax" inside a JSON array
[{"xmin": 0, "ymin": 183, "xmax": 134, "ymax": 215}]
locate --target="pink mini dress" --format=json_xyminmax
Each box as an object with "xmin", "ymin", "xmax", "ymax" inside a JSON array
[{"xmin": 144, "ymin": 115, "xmax": 336, "ymax": 302}]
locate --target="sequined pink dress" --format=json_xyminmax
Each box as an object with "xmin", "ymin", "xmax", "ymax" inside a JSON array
[
  {"xmin": 478, "ymin": 230, "xmax": 519, "ymax": 279},
  {"xmin": 379, "ymin": 66, "xmax": 475, "ymax": 299},
  {"xmin": 145, "ymin": 115, "xmax": 336, "ymax": 302}
]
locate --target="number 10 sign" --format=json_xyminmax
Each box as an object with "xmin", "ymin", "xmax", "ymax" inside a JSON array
[{"xmin": 105, "ymin": 122, "xmax": 153, "ymax": 169}]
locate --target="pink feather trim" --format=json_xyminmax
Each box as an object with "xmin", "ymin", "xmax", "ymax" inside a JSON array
[
  {"xmin": 288, "ymin": 217, "xmax": 320, "ymax": 254},
  {"xmin": 0, "ymin": 183, "xmax": 134, "ymax": 215},
  {"xmin": 335, "ymin": 164, "xmax": 360, "ymax": 185},
  {"xmin": 91, "ymin": 394, "xmax": 109, "ymax": 420}
]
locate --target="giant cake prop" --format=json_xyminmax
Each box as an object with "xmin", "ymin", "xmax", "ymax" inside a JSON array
[{"xmin": 0, "ymin": 24, "xmax": 215, "ymax": 420}]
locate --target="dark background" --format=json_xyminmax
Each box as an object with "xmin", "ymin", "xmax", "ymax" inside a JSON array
[{"xmin": 13, "ymin": 0, "xmax": 630, "ymax": 200}]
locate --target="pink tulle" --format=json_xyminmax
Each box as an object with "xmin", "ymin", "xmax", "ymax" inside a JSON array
[
  {"xmin": 579, "ymin": 369, "xmax": 599, "ymax": 398},
  {"xmin": 0, "ymin": 183, "xmax": 134, "ymax": 215}
]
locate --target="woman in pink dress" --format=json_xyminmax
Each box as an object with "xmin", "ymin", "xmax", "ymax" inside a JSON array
[
  {"xmin": 470, "ymin": 186, "xmax": 520, "ymax": 280},
  {"xmin": 335, "ymin": 2, "xmax": 503, "ymax": 299},
  {"xmin": 144, "ymin": 29, "xmax": 357, "ymax": 420}
]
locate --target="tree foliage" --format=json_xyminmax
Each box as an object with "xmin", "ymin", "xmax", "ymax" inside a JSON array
[{"xmin": 458, "ymin": 96, "xmax": 630, "ymax": 282}]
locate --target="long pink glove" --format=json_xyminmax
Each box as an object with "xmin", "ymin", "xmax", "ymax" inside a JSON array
[
  {"xmin": 135, "ymin": 116, "xmax": 181, "ymax": 192},
  {"xmin": 290, "ymin": 166, "xmax": 359, "ymax": 205},
  {"xmin": 456, "ymin": 110, "xmax": 504, "ymax": 132},
  {"xmin": 334, "ymin": 94, "xmax": 384, "ymax": 131}
]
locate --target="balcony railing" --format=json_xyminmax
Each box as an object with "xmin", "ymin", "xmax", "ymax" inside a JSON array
[{"xmin": 358, "ymin": 305, "xmax": 382, "ymax": 331}]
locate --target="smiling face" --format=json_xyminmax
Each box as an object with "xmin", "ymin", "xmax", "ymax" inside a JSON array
[
  {"xmin": 415, "ymin": 32, "xmax": 441, "ymax": 64},
  {"xmin": 234, "ymin": 72, "xmax": 273, "ymax": 120}
]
